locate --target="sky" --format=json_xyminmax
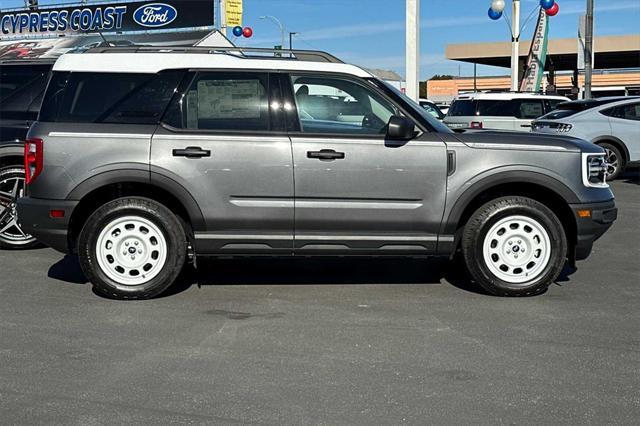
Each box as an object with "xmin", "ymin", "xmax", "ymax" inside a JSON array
[{"xmin": 1, "ymin": 0, "xmax": 639, "ymax": 79}]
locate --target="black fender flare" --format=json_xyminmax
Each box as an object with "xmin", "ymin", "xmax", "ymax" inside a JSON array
[
  {"xmin": 442, "ymin": 170, "xmax": 580, "ymax": 235},
  {"xmin": 591, "ymin": 136, "xmax": 630, "ymax": 164},
  {"xmin": 66, "ymin": 168, "xmax": 206, "ymax": 232}
]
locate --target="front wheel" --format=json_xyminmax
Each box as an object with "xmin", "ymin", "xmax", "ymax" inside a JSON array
[
  {"xmin": 598, "ymin": 143, "xmax": 624, "ymax": 181},
  {"xmin": 461, "ymin": 197, "xmax": 567, "ymax": 297},
  {"xmin": 0, "ymin": 166, "xmax": 41, "ymax": 250},
  {"xmin": 78, "ymin": 197, "xmax": 187, "ymax": 300}
]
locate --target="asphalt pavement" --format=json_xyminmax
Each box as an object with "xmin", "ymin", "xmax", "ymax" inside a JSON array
[{"xmin": 1, "ymin": 176, "xmax": 638, "ymax": 425}]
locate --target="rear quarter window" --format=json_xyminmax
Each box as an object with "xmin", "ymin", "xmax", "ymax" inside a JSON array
[
  {"xmin": 39, "ymin": 71, "xmax": 184, "ymax": 124},
  {"xmin": 447, "ymin": 100, "xmax": 476, "ymax": 116}
]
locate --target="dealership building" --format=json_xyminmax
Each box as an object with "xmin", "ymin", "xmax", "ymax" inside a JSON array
[{"xmin": 429, "ymin": 34, "xmax": 640, "ymax": 103}]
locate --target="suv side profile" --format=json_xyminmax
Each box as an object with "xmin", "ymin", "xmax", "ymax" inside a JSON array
[
  {"xmin": 444, "ymin": 92, "xmax": 569, "ymax": 131},
  {"xmin": 18, "ymin": 47, "xmax": 617, "ymax": 299}
]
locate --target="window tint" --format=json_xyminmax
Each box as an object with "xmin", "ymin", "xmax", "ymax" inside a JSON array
[
  {"xmin": 545, "ymin": 99, "xmax": 565, "ymax": 112},
  {"xmin": 39, "ymin": 71, "xmax": 183, "ymax": 124},
  {"xmin": 541, "ymin": 109, "xmax": 578, "ymax": 120},
  {"xmin": 448, "ymin": 100, "xmax": 476, "ymax": 116},
  {"xmin": 164, "ymin": 72, "xmax": 270, "ymax": 131},
  {"xmin": 476, "ymin": 100, "xmax": 515, "ymax": 117},
  {"xmin": 0, "ymin": 64, "xmax": 50, "ymax": 102},
  {"xmin": 420, "ymin": 102, "xmax": 443, "ymax": 119},
  {"xmin": 515, "ymin": 100, "xmax": 544, "ymax": 119},
  {"xmin": 619, "ymin": 103, "xmax": 640, "ymax": 121},
  {"xmin": 291, "ymin": 75, "xmax": 398, "ymax": 135}
]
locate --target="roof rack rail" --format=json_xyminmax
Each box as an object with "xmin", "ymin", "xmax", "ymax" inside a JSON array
[{"xmin": 82, "ymin": 46, "xmax": 344, "ymax": 64}]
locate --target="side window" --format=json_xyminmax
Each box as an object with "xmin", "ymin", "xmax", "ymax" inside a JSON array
[
  {"xmin": 290, "ymin": 75, "xmax": 398, "ymax": 135},
  {"xmin": 545, "ymin": 99, "xmax": 564, "ymax": 113},
  {"xmin": 39, "ymin": 71, "xmax": 182, "ymax": 124},
  {"xmin": 515, "ymin": 100, "xmax": 545, "ymax": 119},
  {"xmin": 476, "ymin": 100, "xmax": 515, "ymax": 117},
  {"xmin": 620, "ymin": 103, "xmax": 640, "ymax": 121},
  {"xmin": 164, "ymin": 72, "xmax": 270, "ymax": 132}
]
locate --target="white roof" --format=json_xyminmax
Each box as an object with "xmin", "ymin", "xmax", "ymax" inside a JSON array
[
  {"xmin": 454, "ymin": 92, "xmax": 569, "ymax": 101},
  {"xmin": 53, "ymin": 52, "xmax": 373, "ymax": 78}
]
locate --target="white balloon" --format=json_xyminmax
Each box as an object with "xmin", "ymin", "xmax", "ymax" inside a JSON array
[{"xmin": 491, "ymin": 0, "xmax": 506, "ymax": 13}]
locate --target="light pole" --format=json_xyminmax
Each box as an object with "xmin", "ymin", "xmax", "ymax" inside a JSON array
[
  {"xmin": 510, "ymin": 0, "xmax": 521, "ymax": 92},
  {"xmin": 289, "ymin": 32, "xmax": 298, "ymax": 50},
  {"xmin": 584, "ymin": 0, "xmax": 594, "ymax": 99},
  {"xmin": 406, "ymin": 0, "xmax": 420, "ymax": 102},
  {"xmin": 260, "ymin": 15, "xmax": 285, "ymax": 50}
]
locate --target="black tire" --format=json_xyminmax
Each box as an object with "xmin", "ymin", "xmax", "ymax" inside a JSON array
[
  {"xmin": 598, "ymin": 142, "xmax": 625, "ymax": 181},
  {"xmin": 78, "ymin": 197, "xmax": 187, "ymax": 300},
  {"xmin": 0, "ymin": 166, "xmax": 42, "ymax": 250},
  {"xmin": 461, "ymin": 196, "xmax": 567, "ymax": 297}
]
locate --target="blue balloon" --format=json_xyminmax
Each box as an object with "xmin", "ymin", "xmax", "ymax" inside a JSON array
[
  {"xmin": 232, "ymin": 26, "xmax": 243, "ymax": 37},
  {"xmin": 540, "ymin": 0, "xmax": 555, "ymax": 10},
  {"xmin": 488, "ymin": 8, "xmax": 503, "ymax": 20}
]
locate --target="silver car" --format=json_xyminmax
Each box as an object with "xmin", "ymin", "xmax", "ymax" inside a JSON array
[{"xmin": 533, "ymin": 97, "xmax": 640, "ymax": 179}]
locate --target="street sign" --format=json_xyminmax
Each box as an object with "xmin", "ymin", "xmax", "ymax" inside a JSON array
[{"xmin": 225, "ymin": 0, "xmax": 243, "ymax": 27}]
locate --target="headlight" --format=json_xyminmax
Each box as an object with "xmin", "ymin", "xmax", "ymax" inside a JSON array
[{"xmin": 582, "ymin": 154, "xmax": 608, "ymax": 188}]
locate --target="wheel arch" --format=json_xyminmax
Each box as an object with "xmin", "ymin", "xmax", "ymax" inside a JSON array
[
  {"xmin": 443, "ymin": 171, "xmax": 579, "ymax": 253},
  {"xmin": 66, "ymin": 171, "xmax": 205, "ymax": 251},
  {"xmin": 0, "ymin": 144, "xmax": 24, "ymax": 169},
  {"xmin": 592, "ymin": 136, "xmax": 630, "ymax": 164}
]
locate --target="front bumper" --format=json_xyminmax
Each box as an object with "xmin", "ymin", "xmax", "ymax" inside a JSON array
[
  {"xmin": 16, "ymin": 197, "xmax": 77, "ymax": 254},
  {"xmin": 570, "ymin": 199, "xmax": 617, "ymax": 261}
]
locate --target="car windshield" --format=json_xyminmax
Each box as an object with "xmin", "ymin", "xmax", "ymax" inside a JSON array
[
  {"xmin": 0, "ymin": 64, "xmax": 50, "ymax": 102},
  {"xmin": 372, "ymin": 79, "xmax": 452, "ymax": 133}
]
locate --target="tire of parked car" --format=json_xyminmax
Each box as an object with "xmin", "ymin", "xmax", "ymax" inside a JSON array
[
  {"xmin": 597, "ymin": 142, "xmax": 624, "ymax": 181},
  {"xmin": 77, "ymin": 197, "xmax": 187, "ymax": 300},
  {"xmin": 461, "ymin": 196, "xmax": 567, "ymax": 297},
  {"xmin": 0, "ymin": 166, "xmax": 41, "ymax": 250}
]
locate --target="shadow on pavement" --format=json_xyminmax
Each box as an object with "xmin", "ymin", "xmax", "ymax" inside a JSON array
[{"xmin": 46, "ymin": 255, "xmax": 491, "ymax": 297}]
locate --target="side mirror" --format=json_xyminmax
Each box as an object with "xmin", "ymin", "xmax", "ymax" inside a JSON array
[{"xmin": 387, "ymin": 116, "xmax": 416, "ymax": 140}]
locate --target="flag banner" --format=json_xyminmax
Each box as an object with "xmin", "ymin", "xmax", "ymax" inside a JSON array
[{"xmin": 520, "ymin": 8, "xmax": 549, "ymax": 93}]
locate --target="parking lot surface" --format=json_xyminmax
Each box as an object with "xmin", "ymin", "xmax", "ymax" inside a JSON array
[{"xmin": 1, "ymin": 177, "xmax": 638, "ymax": 425}]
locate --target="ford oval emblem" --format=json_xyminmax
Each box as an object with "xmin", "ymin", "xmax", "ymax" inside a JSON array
[{"xmin": 133, "ymin": 3, "xmax": 178, "ymax": 28}]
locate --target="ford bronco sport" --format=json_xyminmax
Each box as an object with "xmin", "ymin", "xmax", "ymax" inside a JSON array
[{"xmin": 17, "ymin": 47, "xmax": 617, "ymax": 299}]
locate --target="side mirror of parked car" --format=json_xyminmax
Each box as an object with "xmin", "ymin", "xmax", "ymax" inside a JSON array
[{"xmin": 387, "ymin": 116, "xmax": 416, "ymax": 140}]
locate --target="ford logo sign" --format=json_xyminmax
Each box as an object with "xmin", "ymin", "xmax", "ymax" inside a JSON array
[{"xmin": 133, "ymin": 3, "xmax": 178, "ymax": 28}]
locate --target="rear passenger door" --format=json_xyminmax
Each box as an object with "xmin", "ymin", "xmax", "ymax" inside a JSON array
[
  {"xmin": 152, "ymin": 71, "xmax": 294, "ymax": 254},
  {"xmin": 607, "ymin": 102, "xmax": 640, "ymax": 161},
  {"xmin": 514, "ymin": 99, "xmax": 545, "ymax": 131},
  {"xmin": 285, "ymin": 73, "xmax": 447, "ymax": 254}
]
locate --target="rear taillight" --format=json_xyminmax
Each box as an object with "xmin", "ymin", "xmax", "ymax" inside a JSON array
[
  {"xmin": 24, "ymin": 138, "xmax": 43, "ymax": 185},
  {"xmin": 470, "ymin": 121, "xmax": 483, "ymax": 129}
]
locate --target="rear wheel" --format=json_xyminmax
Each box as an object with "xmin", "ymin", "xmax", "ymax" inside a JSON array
[
  {"xmin": 0, "ymin": 166, "xmax": 40, "ymax": 250},
  {"xmin": 461, "ymin": 196, "xmax": 567, "ymax": 297},
  {"xmin": 78, "ymin": 197, "xmax": 187, "ymax": 300},
  {"xmin": 598, "ymin": 142, "xmax": 624, "ymax": 180}
]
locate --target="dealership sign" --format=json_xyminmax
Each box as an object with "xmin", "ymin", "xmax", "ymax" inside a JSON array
[{"xmin": 0, "ymin": 1, "xmax": 213, "ymax": 38}]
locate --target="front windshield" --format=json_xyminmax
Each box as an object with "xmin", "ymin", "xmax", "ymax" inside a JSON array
[{"xmin": 371, "ymin": 78, "xmax": 452, "ymax": 133}]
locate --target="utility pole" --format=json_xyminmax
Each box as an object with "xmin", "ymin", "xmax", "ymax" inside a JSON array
[
  {"xmin": 584, "ymin": 0, "xmax": 594, "ymax": 99},
  {"xmin": 406, "ymin": 0, "xmax": 420, "ymax": 102},
  {"xmin": 511, "ymin": 0, "xmax": 521, "ymax": 92}
]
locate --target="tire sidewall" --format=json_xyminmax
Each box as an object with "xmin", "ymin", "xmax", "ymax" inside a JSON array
[
  {"xmin": 599, "ymin": 143, "xmax": 623, "ymax": 181},
  {"xmin": 78, "ymin": 198, "xmax": 186, "ymax": 299},
  {"xmin": 0, "ymin": 166, "xmax": 40, "ymax": 250},
  {"xmin": 465, "ymin": 199, "xmax": 567, "ymax": 296}
]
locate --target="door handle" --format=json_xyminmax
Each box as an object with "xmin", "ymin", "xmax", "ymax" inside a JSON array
[
  {"xmin": 307, "ymin": 149, "xmax": 345, "ymax": 161},
  {"xmin": 172, "ymin": 146, "xmax": 211, "ymax": 158},
  {"xmin": 520, "ymin": 124, "xmax": 533, "ymax": 128}
]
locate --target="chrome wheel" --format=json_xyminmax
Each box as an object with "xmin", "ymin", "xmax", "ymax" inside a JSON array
[
  {"xmin": 96, "ymin": 215, "xmax": 168, "ymax": 286},
  {"xmin": 0, "ymin": 171, "xmax": 36, "ymax": 246},
  {"xmin": 604, "ymin": 147, "xmax": 620, "ymax": 177},
  {"xmin": 482, "ymin": 215, "xmax": 552, "ymax": 284}
]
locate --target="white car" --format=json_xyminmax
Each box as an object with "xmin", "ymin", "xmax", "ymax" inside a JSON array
[{"xmin": 444, "ymin": 92, "xmax": 569, "ymax": 131}]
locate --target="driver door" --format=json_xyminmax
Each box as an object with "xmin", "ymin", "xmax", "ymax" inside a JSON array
[{"xmin": 287, "ymin": 74, "xmax": 447, "ymax": 254}]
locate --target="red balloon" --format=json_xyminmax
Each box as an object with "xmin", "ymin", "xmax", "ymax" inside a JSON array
[
  {"xmin": 545, "ymin": 3, "xmax": 559, "ymax": 16},
  {"xmin": 242, "ymin": 27, "xmax": 253, "ymax": 38}
]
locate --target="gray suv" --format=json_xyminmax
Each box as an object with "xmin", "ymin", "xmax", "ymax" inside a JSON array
[{"xmin": 17, "ymin": 47, "xmax": 617, "ymax": 299}]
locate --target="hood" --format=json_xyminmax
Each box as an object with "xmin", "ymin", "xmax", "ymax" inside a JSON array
[{"xmin": 453, "ymin": 130, "xmax": 603, "ymax": 154}]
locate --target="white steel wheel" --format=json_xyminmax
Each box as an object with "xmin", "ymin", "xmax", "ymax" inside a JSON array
[
  {"xmin": 95, "ymin": 215, "xmax": 168, "ymax": 286},
  {"xmin": 482, "ymin": 215, "xmax": 552, "ymax": 284}
]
